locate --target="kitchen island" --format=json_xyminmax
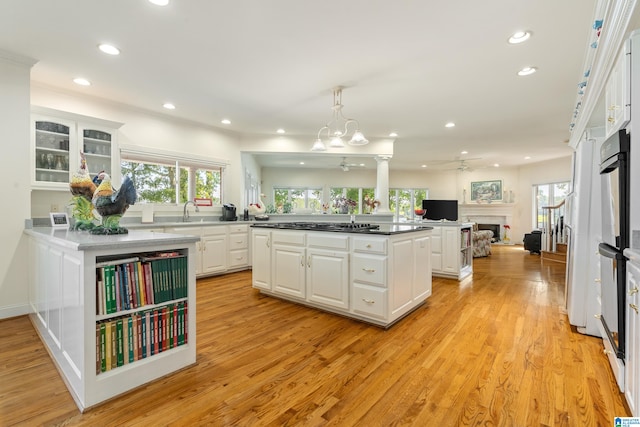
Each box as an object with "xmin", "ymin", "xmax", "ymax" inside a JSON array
[
  {"xmin": 251, "ymin": 222, "xmax": 433, "ymax": 327},
  {"xmin": 24, "ymin": 227, "xmax": 198, "ymax": 411}
]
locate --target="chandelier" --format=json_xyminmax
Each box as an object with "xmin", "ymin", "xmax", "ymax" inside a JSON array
[{"xmin": 311, "ymin": 87, "xmax": 368, "ymax": 151}]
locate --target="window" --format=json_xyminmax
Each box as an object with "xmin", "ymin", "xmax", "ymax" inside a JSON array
[
  {"xmin": 389, "ymin": 188, "xmax": 428, "ymax": 222},
  {"xmin": 533, "ymin": 181, "xmax": 569, "ymax": 229},
  {"xmin": 120, "ymin": 145, "xmax": 226, "ymax": 205},
  {"xmin": 273, "ymin": 187, "xmax": 323, "ymax": 213},
  {"xmin": 329, "ymin": 187, "xmax": 375, "ymax": 214}
]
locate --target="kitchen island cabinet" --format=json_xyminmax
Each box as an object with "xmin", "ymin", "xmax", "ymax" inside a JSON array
[
  {"xmin": 25, "ymin": 228, "xmax": 198, "ymax": 411},
  {"xmin": 625, "ymin": 249, "xmax": 640, "ymax": 416},
  {"xmin": 422, "ymin": 222, "xmax": 473, "ymax": 280},
  {"xmin": 251, "ymin": 224, "xmax": 432, "ymax": 327}
]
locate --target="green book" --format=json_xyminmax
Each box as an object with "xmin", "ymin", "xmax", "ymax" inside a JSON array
[
  {"xmin": 116, "ymin": 318, "xmax": 124, "ymax": 367},
  {"xmin": 127, "ymin": 316, "xmax": 134, "ymax": 363},
  {"xmin": 100, "ymin": 322, "xmax": 106, "ymax": 373}
]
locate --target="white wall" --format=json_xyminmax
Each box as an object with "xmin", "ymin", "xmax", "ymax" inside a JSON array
[
  {"xmin": 30, "ymin": 84, "xmax": 244, "ymax": 218},
  {"xmin": 0, "ymin": 52, "xmax": 36, "ymax": 318}
]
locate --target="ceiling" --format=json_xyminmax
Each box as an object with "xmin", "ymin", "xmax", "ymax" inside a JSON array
[{"xmin": 0, "ymin": 0, "xmax": 610, "ymax": 171}]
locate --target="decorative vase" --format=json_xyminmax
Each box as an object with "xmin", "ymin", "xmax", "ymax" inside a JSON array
[{"xmin": 339, "ymin": 205, "xmax": 349, "ymax": 214}]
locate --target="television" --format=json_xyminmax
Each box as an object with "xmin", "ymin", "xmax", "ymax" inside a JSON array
[{"xmin": 421, "ymin": 199, "xmax": 458, "ymax": 221}]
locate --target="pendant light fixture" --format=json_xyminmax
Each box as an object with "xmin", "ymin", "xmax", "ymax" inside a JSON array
[{"xmin": 311, "ymin": 87, "xmax": 368, "ymax": 151}]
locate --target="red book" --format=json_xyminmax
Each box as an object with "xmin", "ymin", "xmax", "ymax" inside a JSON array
[
  {"xmin": 162, "ymin": 306, "xmax": 168, "ymax": 352},
  {"xmin": 184, "ymin": 302, "xmax": 188, "ymax": 344},
  {"xmin": 173, "ymin": 304, "xmax": 178, "ymax": 348},
  {"xmin": 153, "ymin": 310, "xmax": 159, "ymax": 355}
]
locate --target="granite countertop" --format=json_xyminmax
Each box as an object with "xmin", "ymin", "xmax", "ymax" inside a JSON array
[
  {"xmin": 251, "ymin": 222, "xmax": 432, "ymax": 235},
  {"xmin": 24, "ymin": 227, "xmax": 199, "ymax": 251}
]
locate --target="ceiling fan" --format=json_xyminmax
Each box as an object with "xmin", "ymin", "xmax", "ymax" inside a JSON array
[
  {"xmin": 443, "ymin": 158, "xmax": 483, "ymax": 172},
  {"xmin": 339, "ymin": 157, "xmax": 365, "ymax": 172}
]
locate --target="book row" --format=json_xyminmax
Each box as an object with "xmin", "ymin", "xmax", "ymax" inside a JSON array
[
  {"xmin": 96, "ymin": 252, "xmax": 188, "ymax": 316},
  {"xmin": 96, "ymin": 301, "xmax": 189, "ymax": 374}
]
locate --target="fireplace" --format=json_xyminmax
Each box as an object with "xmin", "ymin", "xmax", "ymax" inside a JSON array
[{"xmin": 477, "ymin": 224, "xmax": 500, "ymax": 242}]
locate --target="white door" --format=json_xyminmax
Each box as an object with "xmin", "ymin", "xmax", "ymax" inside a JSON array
[
  {"xmin": 272, "ymin": 245, "xmax": 306, "ymax": 299},
  {"xmin": 307, "ymin": 248, "xmax": 349, "ymax": 310}
]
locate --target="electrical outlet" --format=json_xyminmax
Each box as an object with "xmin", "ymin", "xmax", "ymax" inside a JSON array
[{"xmin": 51, "ymin": 204, "xmax": 59, "ymax": 212}]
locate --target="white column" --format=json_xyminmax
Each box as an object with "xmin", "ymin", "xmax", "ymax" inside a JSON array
[{"xmin": 375, "ymin": 155, "xmax": 392, "ymax": 213}]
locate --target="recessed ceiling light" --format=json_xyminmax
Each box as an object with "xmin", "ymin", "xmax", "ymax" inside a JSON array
[
  {"xmin": 148, "ymin": 0, "xmax": 169, "ymax": 5},
  {"xmin": 445, "ymin": 122, "xmax": 455, "ymax": 128},
  {"xmin": 421, "ymin": 165, "xmax": 427, "ymax": 168},
  {"xmin": 73, "ymin": 77, "xmax": 91, "ymax": 86},
  {"xmin": 508, "ymin": 31, "xmax": 531, "ymax": 44},
  {"xmin": 221, "ymin": 119, "xmax": 231, "ymax": 125},
  {"xmin": 163, "ymin": 103, "xmax": 175, "ymax": 110},
  {"xmin": 299, "ymin": 161, "xmax": 305, "ymax": 165},
  {"xmin": 524, "ymin": 156, "xmax": 531, "ymax": 160},
  {"xmin": 276, "ymin": 128, "xmax": 285, "ymax": 134},
  {"xmin": 518, "ymin": 66, "xmax": 537, "ymax": 76},
  {"xmin": 98, "ymin": 43, "xmax": 120, "ymax": 55},
  {"xmin": 493, "ymin": 163, "xmax": 500, "ymax": 168},
  {"xmin": 389, "ymin": 132, "xmax": 398, "ymax": 137},
  {"xmin": 461, "ymin": 150, "xmax": 468, "ymax": 155}
]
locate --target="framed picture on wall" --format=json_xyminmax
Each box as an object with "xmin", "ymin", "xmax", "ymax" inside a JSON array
[{"xmin": 470, "ymin": 180, "xmax": 503, "ymax": 202}]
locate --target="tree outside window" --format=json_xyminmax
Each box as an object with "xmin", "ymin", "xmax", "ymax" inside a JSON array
[{"xmin": 389, "ymin": 188, "xmax": 429, "ymax": 222}]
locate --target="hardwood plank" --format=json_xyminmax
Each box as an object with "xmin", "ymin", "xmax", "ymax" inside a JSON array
[{"xmin": 0, "ymin": 245, "xmax": 631, "ymax": 426}]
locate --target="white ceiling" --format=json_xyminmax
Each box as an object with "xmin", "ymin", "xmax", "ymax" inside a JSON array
[{"xmin": 0, "ymin": 0, "xmax": 612, "ymax": 171}]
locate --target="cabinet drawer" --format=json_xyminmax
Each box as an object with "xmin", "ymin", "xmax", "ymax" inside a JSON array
[
  {"xmin": 353, "ymin": 283, "xmax": 387, "ymax": 319},
  {"xmin": 203, "ymin": 226, "xmax": 227, "ymax": 236},
  {"xmin": 228, "ymin": 224, "xmax": 249, "ymax": 234},
  {"xmin": 352, "ymin": 254, "xmax": 387, "ymax": 286},
  {"xmin": 353, "ymin": 237, "xmax": 387, "ymax": 255},
  {"xmin": 229, "ymin": 249, "xmax": 249, "ymax": 267},
  {"xmin": 272, "ymin": 231, "xmax": 305, "ymax": 246},
  {"xmin": 229, "ymin": 233, "xmax": 248, "ymax": 250},
  {"xmin": 307, "ymin": 233, "xmax": 349, "ymax": 250}
]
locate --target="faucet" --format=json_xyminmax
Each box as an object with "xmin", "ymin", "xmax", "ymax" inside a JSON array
[{"xmin": 183, "ymin": 200, "xmax": 199, "ymax": 222}]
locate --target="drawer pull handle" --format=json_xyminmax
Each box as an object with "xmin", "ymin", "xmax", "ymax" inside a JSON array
[
  {"xmin": 594, "ymin": 278, "xmax": 601, "ymax": 283},
  {"xmin": 594, "ymin": 314, "xmax": 602, "ymax": 320},
  {"xmin": 366, "ymin": 244, "xmax": 372, "ymax": 248},
  {"xmin": 362, "ymin": 268, "xmax": 375, "ymax": 273},
  {"xmin": 629, "ymin": 287, "xmax": 639, "ymax": 296},
  {"xmin": 236, "ymin": 240, "xmax": 243, "ymax": 244},
  {"xmin": 631, "ymin": 303, "xmax": 639, "ymax": 314},
  {"xmin": 362, "ymin": 298, "xmax": 375, "ymax": 304}
]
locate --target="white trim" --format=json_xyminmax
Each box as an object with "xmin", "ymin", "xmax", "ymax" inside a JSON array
[{"xmin": 120, "ymin": 144, "xmax": 229, "ymax": 169}]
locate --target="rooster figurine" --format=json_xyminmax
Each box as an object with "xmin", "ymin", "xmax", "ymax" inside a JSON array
[
  {"xmin": 69, "ymin": 152, "xmax": 97, "ymax": 230},
  {"xmin": 90, "ymin": 172, "xmax": 137, "ymax": 235}
]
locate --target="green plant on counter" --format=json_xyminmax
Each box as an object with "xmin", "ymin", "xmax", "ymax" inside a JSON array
[
  {"xmin": 265, "ymin": 204, "xmax": 277, "ymax": 214},
  {"xmin": 282, "ymin": 201, "xmax": 293, "ymax": 214}
]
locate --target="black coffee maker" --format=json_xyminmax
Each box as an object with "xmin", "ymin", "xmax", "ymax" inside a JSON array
[{"xmin": 220, "ymin": 204, "xmax": 237, "ymax": 221}]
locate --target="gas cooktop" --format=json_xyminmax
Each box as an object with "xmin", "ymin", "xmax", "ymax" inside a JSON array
[{"xmin": 252, "ymin": 222, "xmax": 380, "ymax": 232}]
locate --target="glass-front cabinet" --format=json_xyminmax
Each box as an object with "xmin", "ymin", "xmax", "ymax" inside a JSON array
[
  {"xmin": 31, "ymin": 107, "xmax": 122, "ymax": 190},
  {"xmin": 34, "ymin": 119, "xmax": 72, "ymax": 185}
]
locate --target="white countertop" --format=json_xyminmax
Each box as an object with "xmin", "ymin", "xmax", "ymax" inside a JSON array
[
  {"xmin": 25, "ymin": 227, "xmax": 199, "ymax": 251},
  {"xmin": 625, "ymin": 248, "xmax": 640, "ymax": 264}
]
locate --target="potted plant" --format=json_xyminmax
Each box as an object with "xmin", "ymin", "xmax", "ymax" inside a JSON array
[
  {"xmin": 503, "ymin": 224, "xmax": 511, "ymax": 242},
  {"xmin": 334, "ymin": 196, "xmax": 356, "ymax": 214}
]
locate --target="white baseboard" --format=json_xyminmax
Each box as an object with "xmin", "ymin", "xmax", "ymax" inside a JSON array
[{"xmin": 0, "ymin": 303, "xmax": 30, "ymax": 320}]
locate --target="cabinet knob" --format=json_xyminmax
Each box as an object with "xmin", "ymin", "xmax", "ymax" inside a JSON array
[
  {"xmin": 607, "ymin": 116, "xmax": 616, "ymax": 124},
  {"xmin": 267, "ymin": 238, "xmax": 270, "ymax": 248},
  {"xmin": 308, "ymin": 256, "xmax": 311, "ymax": 268},
  {"xmin": 630, "ymin": 303, "xmax": 639, "ymax": 314},
  {"xmin": 594, "ymin": 278, "xmax": 601, "ymax": 283},
  {"xmin": 362, "ymin": 298, "xmax": 375, "ymax": 304},
  {"xmin": 603, "ymin": 348, "xmax": 612, "ymax": 356},
  {"xmin": 594, "ymin": 314, "xmax": 602, "ymax": 320},
  {"xmin": 366, "ymin": 244, "xmax": 372, "ymax": 248}
]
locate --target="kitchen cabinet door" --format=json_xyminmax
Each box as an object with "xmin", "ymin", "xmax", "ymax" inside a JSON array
[
  {"xmin": 272, "ymin": 244, "xmax": 306, "ymax": 299},
  {"xmin": 201, "ymin": 230, "xmax": 227, "ymax": 275},
  {"xmin": 605, "ymin": 44, "xmax": 631, "ymax": 138},
  {"xmin": 252, "ymin": 230, "xmax": 272, "ymax": 290},
  {"xmin": 413, "ymin": 236, "xmax": 432, "ymax": 301},
  {"xmin": 307, "ymin": 248, "xmax": 349, "ymax": 310}
]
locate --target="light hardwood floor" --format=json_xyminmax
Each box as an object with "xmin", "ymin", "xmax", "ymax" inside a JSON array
[{"xmin": 0, "ymin": 245, "xmax": 631, "ymax": 426}]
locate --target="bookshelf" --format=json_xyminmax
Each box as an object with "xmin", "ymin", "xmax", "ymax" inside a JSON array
[{"xmin": 25, "ymin": 228, "xmax": 198, "ymax": 412}]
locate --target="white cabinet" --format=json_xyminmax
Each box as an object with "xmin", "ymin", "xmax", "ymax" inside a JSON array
[
  {"xmin": 227, "ymin": 224, "xmax": 250, "ymax": 270},
  {"xmin": 32, "ymin": 107, "xmax": 122, "ymax": 190},
  {"xmin": 605, "ymin": 42, "xmax": 631, "ymax": 138},
  {"xmin": 272, "ymin": 231, "xmax": 306, "ymax": 299},
  {"xmin": 307, "ymin": 234, "xmax": 350, "ymax": 310},
  {"xmin": 426, "ymin": 223, "xmax": 473, "ymax": 280},
  {"xmin": 626, "ymin": 259, "xmax": 640, "ymax": 416},
  {"xmin": 251, "ymin": 229, "xmax": 272, "ymax": 291},
  {"xmin": 165, "ymin": 225, "xmax": 228, "ymax": 277},
  {"xmin": 251, "ymin": 227, "xmax": 432, "ymax": 327},
  {"xmin": 26, "ymin": 229, "xmax": 197, "ymax": 411}
]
